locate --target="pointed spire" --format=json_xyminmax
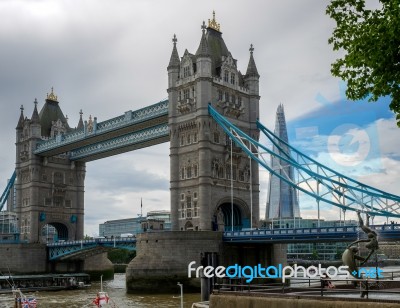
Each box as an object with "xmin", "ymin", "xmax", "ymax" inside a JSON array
[
  {"xmin": 208, "ymin": 10, "xmax": 221, "ymax": 32},
  {"xmin": 16, "ymin": 105, "xmax": 24, "ymax": 129},
  {"xmin": 77, "ymin": 109, "xmax": 84, "ymax": 130},
  {"xmin": 277, "ymin": 103, "xmax": 284, "ymax": 114},
  {"xmin": 274, "ymin": 103, "xmax": 288, "ymax": 141},
  {"xmin": 46, "ymin": 87, "xmax": 58, "ymax": 102},
  {"xmin": 245, "ymin": 44, "xmax": 259, "ymax": 78},
  {"xmin": 196, "ymin": 21, "xmax": 210, "ymax": 57},
  {"xmin": 31, "ymin": 98, "xmax": 40, "ymax": 124},
  {"xmin": 168, "ymin": 34, "xmax": 180, "ymax": 69}
]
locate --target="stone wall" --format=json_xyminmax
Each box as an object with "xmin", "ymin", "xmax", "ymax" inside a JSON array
[
  {"xmin": 126, "ymin": 231, "xmax": 223, "ymax": 293},
  {"xmin": 126, "ymin": 231, "xmax": 289, "ymax": 293},
  {"xmin": 221, "ymin": 243, "xmax": 287, "ymax": 269},
  {"xmin": 83, "ymin": 252, "xmax": 114, "ymax": 280},
  {"xmin": 0, "ymin": 244, "xmax": 113, "ymax": 280},
  {"xmin": 0, "ymin": 244, "xmax": 47, "ymax": 273}
]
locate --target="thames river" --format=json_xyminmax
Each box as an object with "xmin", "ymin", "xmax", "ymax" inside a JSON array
[{"xmin": 0, "ymin": 273, "xmax": 201, "ymax": 307}]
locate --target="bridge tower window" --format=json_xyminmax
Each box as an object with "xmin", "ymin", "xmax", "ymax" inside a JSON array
[
  {"xmin": 239, "ymin": 170, "xmax": 245, "ymax": 182},
  {"xmin": 214, "ymin": 132, "xmax": 220, "ymax": 144},
  {"xmin": 194, "ymin": 201, "xmax": 198, "ymax": 217},
  {"xmin": 186, "ymin": 166, "xmax": 192, "ymax": 179},
  {"xmin": 218, "ymin": 90, "xmax": 223, "ymax": 101},
  {"xmin": 180, "ymin": 134, "xmax": 185, "ymax": 146},
  {"xmin": 183, "ymin": 66, "xmax": 190, "ymax": 78},
  {"xmin": 181, "ymin": 167, "xmax": 185, "ymax": 180},
  {"xmin": 193, "ymin": 132, "xmax": 198, "ymax": 143},
  {"xmin": 224, "ymin": 70, "xmax": 229, "ymax": 82},
  {"xmin": 226, "ymin": 165, "xmax": 238, "ymax": 180},
  {"xmin": 183, "ymin": 88, "xmax": 190, "ymax": 100},
  {"xmin": 186, "ymin": 195, "xmax": 192, "ymax": 208},
  {"xmin": 194, "ymin": 165, "xmax": 198, "ymax": 177}
]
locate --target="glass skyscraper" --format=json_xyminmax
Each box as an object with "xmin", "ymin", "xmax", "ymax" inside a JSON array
[{"xmin": 265, "ymin": 104, "xmax": 300, "ymax": 220}]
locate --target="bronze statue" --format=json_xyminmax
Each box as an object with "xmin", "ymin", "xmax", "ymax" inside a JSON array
[
  {"xmin": 342, "ymin": 246, "xmax": 365, "ymax": 277},
  {"xmin": 347, "ymin": 210, "xmax": 379, "ymax": 265}
]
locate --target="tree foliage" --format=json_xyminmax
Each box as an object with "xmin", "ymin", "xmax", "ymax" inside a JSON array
[
  {"xmin": 326, "ymin": 0, "xmax": 400, "ymax": 126},
  {"xmin": 107, "ymin": 248, "xmax": 136, "ymax": 264}
]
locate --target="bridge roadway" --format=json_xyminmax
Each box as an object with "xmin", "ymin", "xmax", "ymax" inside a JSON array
[
  {"xmin": 34, "ymin": 100, "xmax": 169, "ymax": 162},
  {"xmin": 47, "ymin": 237, "xmax": 136, "ymax": 261},
  {"xmin": 223, "ymin": 224, "xmax": 400, "ymax": 244},
  {"xmin": 46, "ymin": 224, "xmax": 400, "ymax": 260}
]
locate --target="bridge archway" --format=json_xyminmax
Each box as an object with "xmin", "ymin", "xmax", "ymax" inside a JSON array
[
  {"xmin": 215, "ymin": 199, "xmax": 250, "ymax": 231},
  {"xmin": 41, "ymin": 222, "xmax": 69, "ymax": 243},
  {"xmin": 184, "ymin": 221, "xmax": 194, "ymax": 231}
]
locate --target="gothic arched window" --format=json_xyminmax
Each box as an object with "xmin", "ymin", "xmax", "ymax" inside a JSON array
[
  {"xmin": 186, "ymin": 166, "xmax": 192, "ymax": 179},
  {"xmin": 218, "ymin": 90, "xmax": 223, "ymax": 101},
  {"xmin": 54, "ymin": 172, "xmax": 63, "ymax": 185},
  {"xmin": 230, "ymin": 73, "xmax": 235, "ymax": 85},
  {"xmin": 214, "ymin": 132, "xmax": 220, "ymax": 144},
  {"xmin": 224, "ymin": 71, "xmax": 229, "ymax": 82}
]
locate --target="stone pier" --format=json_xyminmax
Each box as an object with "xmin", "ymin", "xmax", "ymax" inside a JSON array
[
  {"xmin": 126, "ymin": 231, "xmax": 287, "ymax": 293},
  {"xmin": 126, "ymin": 231, "xmax": 223, "ymax": 293}
]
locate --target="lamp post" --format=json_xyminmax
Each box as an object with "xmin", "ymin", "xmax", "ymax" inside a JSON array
[{"xmin": 177, "ymin": 282, "xmax": 183, "ymax": 308}]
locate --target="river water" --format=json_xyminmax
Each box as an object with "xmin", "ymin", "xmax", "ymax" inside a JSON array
[
  {"xmin": 0, "ymin": 273, "xmax": 201, "ymax": 307},
  {"xmin": 1, "ymin": 266, "xmax": 399, "ymax": 307}
]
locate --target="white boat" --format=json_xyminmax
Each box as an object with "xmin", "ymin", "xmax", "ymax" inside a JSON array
[
  {"xmin": 191, "ymin": 301, "xmax": 209, "ymax": 308},
  {"xmin": 92, "ymin": 290, "xmax": 110, "ymax": 307},
  {"xmin": 92, "ymin": 275, "xmax": 116, "ymax": 307}
]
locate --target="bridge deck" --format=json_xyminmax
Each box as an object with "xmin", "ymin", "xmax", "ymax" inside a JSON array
[
  {"xmin": 223, "ymin": 224, "xmax": 400, "ymax": 244},
  {"xmin": 47, "ymin": 237, "xmax": 136, "ymax": 260},
  {"xmin": 34, "ymin": 100, "xmax": 168, "ymax": 161}
]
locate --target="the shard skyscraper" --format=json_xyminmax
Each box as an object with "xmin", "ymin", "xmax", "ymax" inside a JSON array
[{"xmin": 265, "ymin": 104, "xmax": 300, "ymax": 220}]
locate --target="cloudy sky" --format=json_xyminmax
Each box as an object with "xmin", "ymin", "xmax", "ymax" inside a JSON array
[{"xmin": 0, "ymin": 0, "xmax": 398, "ymax": 236}]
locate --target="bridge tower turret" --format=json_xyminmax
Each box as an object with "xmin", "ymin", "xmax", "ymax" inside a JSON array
[
  {"xmin": 14, "ymin": 89, "xmax": 85, "ymax": 243},
  {"xmin": 168, "ymin": 12, "xmax": 260, "ymax": 231}
]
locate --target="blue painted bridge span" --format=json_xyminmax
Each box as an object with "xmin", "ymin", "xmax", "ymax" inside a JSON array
[
  {"xmin": 34, "ymin": 100, "xmax": 169, "ymax": 162},
  {"xmin": 46, "ymin": 224, "xmax": 400, "ymax": 260},
  {"xmin": 47, "ymin": 237, "xmax": 136, "ymax": 261},
  {"xmin": 223, "ymin": 224, "xmax": 400, "ymax": 244}
]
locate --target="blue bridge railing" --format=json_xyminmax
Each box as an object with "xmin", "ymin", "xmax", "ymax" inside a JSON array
[
  {"xmin": 223, "ymin": 224, "xmax": 400, "ymax": 243},
  {"xmin": 47, "ymin": 237, "xmax": 136, "ymax": 260}
]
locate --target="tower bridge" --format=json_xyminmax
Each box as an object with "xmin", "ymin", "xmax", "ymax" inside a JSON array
[{"xmin": 1, "ymin": 12, "xmax": 400, "ymax": 292}]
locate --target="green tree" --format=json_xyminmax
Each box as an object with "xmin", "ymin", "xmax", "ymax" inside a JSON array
[
  {"xmin": 311, "ymin": 249, "xmax": 319, "ymax": 260},
  {"xmin": 326, "ymin": 0, "xmax": 400, "ymax": 126},
  {"xmin": 107, "ymin": 249, "xmax": 136, "ymax": 264}
]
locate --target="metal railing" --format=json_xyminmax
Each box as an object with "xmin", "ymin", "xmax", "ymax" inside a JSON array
[
  {"xmin": 223, "ymin": 224, "xmax": 400, "ymax": 243},
  {"xmin": 214, "ymin": 274, "xmax": 400, "ymax": 301}
]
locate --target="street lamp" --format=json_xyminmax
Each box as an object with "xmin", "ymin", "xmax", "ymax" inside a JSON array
[{"xmin": 177, "ymin": 282, "xmax": 183, "ymax": 308}]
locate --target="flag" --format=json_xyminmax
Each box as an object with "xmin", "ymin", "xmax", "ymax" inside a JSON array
[{"xmin": 22, "ymin": 297, "xmax": 37, "ymax": 308}]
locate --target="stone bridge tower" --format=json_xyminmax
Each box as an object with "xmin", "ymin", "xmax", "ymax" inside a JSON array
[
  {"xmin": 15, "ymin": 89, "xmax": 85, "ymax": 243},
  {"xmin": 168, "ymin": 13, "xmax": 260, "ymax": 231}
]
